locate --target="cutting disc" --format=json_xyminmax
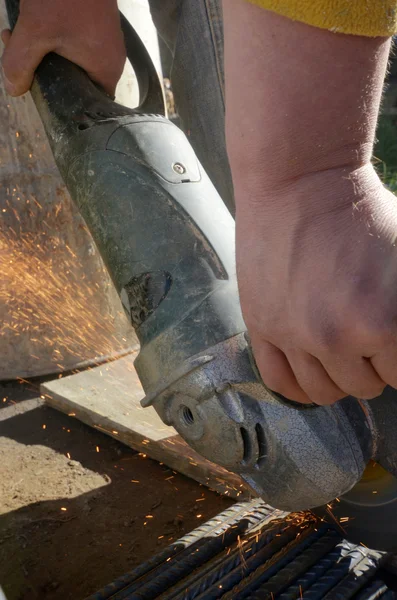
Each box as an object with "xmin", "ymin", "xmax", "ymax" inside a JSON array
[{"xmin": 313, "ymin": 461, "xmax": 397, "ymax": 552}]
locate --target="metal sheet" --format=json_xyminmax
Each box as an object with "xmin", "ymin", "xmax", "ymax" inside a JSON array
[{"xmin": 0, "ymin": 4, "xmax": 136, "ymax": 379}]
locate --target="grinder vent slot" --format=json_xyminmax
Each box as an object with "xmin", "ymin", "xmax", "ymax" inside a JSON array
[
  {"xmin": 240, "ymin": 427, "xmax": 252, "ymax": 465},
  {"xmin": 255, "ymin": 423, "xmax": 267, "ymax": 469}
]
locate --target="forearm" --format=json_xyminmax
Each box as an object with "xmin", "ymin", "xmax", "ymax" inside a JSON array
[
  {"xmin": 222, "ymin": 2, "xmax": 397, "ymax": 414},
  {"xmin": 223, "ymin": 1, "xmax": 391, "ymax": 201}
]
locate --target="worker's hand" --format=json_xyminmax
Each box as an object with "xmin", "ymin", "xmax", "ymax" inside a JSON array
[
  {"xmin": 1, "ymin": 0, "xmax": 126, "ymax": 97},
  {"xmin": 224, "ymin": 2, "xmax": 393, "ymax": 405},
  {"xmin": 237, "ymin": 165, "xmax": 397, "ymax": 405}
]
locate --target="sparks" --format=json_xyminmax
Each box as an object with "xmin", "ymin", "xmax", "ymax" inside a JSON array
[{"xmin": 1, "ymin": 222, "xmax": 128, "ymax": 378}]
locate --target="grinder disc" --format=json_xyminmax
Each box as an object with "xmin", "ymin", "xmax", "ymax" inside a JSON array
[{"xmin": 313, "ymin": 461, "xmax": 397, "ymax": 552}]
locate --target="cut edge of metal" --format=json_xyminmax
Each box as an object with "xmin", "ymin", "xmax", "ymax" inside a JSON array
[{"xmin": 3, "ymin": 344, "xmax": 139, "ymax": 383}]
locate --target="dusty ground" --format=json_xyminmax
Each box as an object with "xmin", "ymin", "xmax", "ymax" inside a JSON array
[{"xmin": 0, "ymin": 381, "xmax": 232, "ymax": 600}]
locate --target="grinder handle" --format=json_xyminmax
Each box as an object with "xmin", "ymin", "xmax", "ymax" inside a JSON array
[
  {"xmin": 4, "ymin": 0, "xmax": 165, "ymax": 115},
  {"xmin": 119, "ymin": 12, "xmax": 165, "ymax": 115}
]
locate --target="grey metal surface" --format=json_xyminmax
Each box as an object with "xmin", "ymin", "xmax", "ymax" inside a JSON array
[
  {"xmin": 141, "ymin": 332, "xmax": 373, "ymax": 511},
  {"xmin": 86, "ymin": 500, "xmax": 395, "ymax": 600},
  {"xmin": 0, "ymin": 2, "xmax": 134, "ymax": 380}
]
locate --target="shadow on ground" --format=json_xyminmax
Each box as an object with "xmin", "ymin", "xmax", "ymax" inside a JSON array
[{"xmin": 0, "ymin": 383, "xmax": 232, "ymax": 600}]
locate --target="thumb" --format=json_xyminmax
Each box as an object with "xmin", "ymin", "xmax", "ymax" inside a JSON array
[{"xmin": 1, "ymin": 22, "xmax": 50, "ymax": 96}]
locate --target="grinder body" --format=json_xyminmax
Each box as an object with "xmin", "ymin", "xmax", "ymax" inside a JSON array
[{"xmin": 6, "ymin": 0, "xmax": 397, "ymax": 551}]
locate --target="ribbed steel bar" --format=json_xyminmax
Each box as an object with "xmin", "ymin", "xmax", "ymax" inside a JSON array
[
  {"xmin": 85, "ymin": 500, "xmax": 273, "ymax": 600},
  {"xmin": 220, "ymin": 525, "xmax": 328, "ymax": 600},
  {"xmin": 159, "ymin": 516, "xmax": 295, "ymax": 600},
  {"xmin": 321, "ymin": 550, "xmax": 386, "ymax": 600},
  {"xmin": 379, "ymin": 591, "xmax": 397, "ymax": 599},
  {"xmin": 248, "ymin": 530, "xmax": 341, "ymax": 600},
  {"xmin": 354, "ymin": 579, "xmax": 389, "ymax": 600},
  {"xmin": 302, "ymin": 547, "xmax": 383, "ymax": 600},
  {"xmin": 110, "ymin": 504, "xmax": 284, "ymax": 600},
  {"xmin": 120, "ymin": 519, "xmax": 306, "ymax": 600},
  {"xmin": 89, "ymin": 506, "xmax": 396, "ymax": 600},
  {"xmin": 278, "ymin": 541, "xmax": 361, "ymax": 600}
]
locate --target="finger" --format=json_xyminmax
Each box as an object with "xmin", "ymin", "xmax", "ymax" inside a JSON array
[
  {"xmin": 323, "ymin": 355, "xmax": 385, "ymax": 400},
  {"xmin": 82, "ymin": 45, "xmax": 125, "ymax": 97},
  {"xmin": 252, "ymin": 338, "xmax": 313, "ymax": 404},
  {"xmin": 1, "ymin": 22, "xmax": 50, "ymax": 96},
  {"xmin": 286, "ymin": 349, "xmax": 346, "ymax": 405},
  {"xmin": 370, "ymin": 346, "xmax": 397, "ymax": 391},
  {"xmin": 1, "ymin": 29, "xmax": 11, "ymax": 47},
  {"xmin": 49, "ymin": 36, "xmax": 126, "ymax": 97}
]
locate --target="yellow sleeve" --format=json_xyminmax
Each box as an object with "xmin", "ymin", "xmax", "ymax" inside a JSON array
[{"xmin": 246, "ymin": 0, "xmax": 397, "ymax": 37}]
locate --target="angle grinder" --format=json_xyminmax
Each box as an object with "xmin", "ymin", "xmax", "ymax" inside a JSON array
[{"xmin": 6, "ymin": 0, "xmax": 397, "ymax": 551}]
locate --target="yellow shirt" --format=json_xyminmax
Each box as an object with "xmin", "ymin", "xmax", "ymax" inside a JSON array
[{"xmin": 246, "ymin": 0, "xmax": 397, "ymax": 37}]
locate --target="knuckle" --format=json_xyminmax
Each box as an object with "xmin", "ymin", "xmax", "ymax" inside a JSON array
[
  {"xmin": 317, "ymin": 312, "xmax": 393, "ymax": 355},
  {"xmin": 358, "ymin": 323, "xmax": 393, "ymax": 352},
  {"xmin": 308, "ymin": 316, "xmax": 344, "ymax": 354},
  {"xmin": 346, "ymin": 296, "xmax": 395, "ymax": 346}
]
